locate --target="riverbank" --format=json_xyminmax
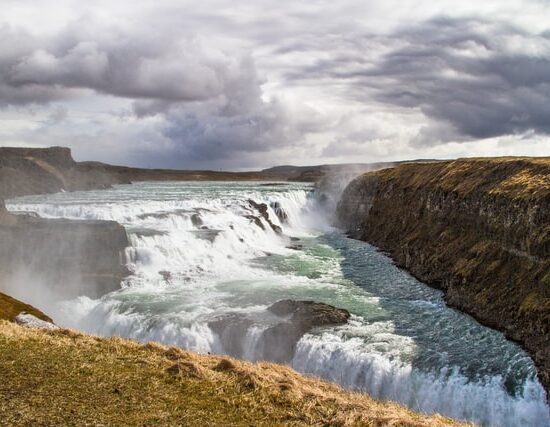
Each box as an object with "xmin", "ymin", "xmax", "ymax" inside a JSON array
[
  {"xmin": 336, "ymin": 157, "xmax": 550, "ymax": 395},
  {"xmin": 0, "ymin": 320, "xmax": 463, "ymax": 426}
]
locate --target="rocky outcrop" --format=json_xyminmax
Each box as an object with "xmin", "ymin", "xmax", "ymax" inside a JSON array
[
  {"xmin": 269, "ymin": 201, "xmax": 288, "ymax": 223},
  {"xmin": 247, "ymin": 200, "xmax": 283, "ymax": 234},
  {"xmin": 268, "ymin": 299, "xmax": 351, "ymax": 329},
  {"xmin": 336, "ymin": 158, "xmax": 550, "ymax": 394},
  {"xmin": 0, "ymin": 212, "xmax": 130, "ymax": 300},
  {"xmin": 0, "ymin": 147, "xmax": 120, "ymax": 199},
  {"xmin": 209, "ymin": 300, "xmax": 350, "ymax": 363}
]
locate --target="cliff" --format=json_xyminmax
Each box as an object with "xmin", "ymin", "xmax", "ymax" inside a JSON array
[
  {"xmin": 336, "ymin": 157, "xmax": 550, "ymax": 394},
  {"xmin": 0, "ymin": 147, "xmax": 438, "ymax": 200},
  {"xmin": 0, "ymin": 321, "xmax": 463, "ymax": 426},
  {"xmin": 0, "ymin": 147, "xmax": 120, "ymax": 199},
  {"xmin": 0, "ymin": 211, "xmax": 129, "ymax": 302}
]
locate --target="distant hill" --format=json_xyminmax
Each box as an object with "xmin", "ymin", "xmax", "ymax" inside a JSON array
[{"xmin": 0, "ymin": 145, "xmax": 440, "ymax": 200}]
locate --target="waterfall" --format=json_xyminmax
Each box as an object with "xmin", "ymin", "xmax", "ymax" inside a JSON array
[{"xmin": 7, "ymin": 181, "xmax": 550, "ymax": 427}]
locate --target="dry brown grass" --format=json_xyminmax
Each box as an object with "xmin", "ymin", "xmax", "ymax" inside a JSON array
[
  {"xmin": 0, "ymin": 293, "xmax": 52, "ymax": 323},
  {"xmin": 0, "ymin": 321, "xmax": 469, "ymax": 426},
  {"xmin": 378, "ymin": 157, "xmax": 550, "ymax": 200}
]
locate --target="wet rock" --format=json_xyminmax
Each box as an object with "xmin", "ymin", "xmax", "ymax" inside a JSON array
[
  {"xmin": 209, "ymin": 314, "xmax": 254, "ymax": 357},
  {"xmin": 190, "ymin": 229, "xmax": 221, "ymax": 243},
  {"xmin": 159, "ymin": 270, "xmax": 172, "ymax": 283},
  {"xmin": 128, "ymin": 227, "xmax": 167, "ymax": 237},
  {"xmin": 8, "ymin": 211, "xmax": 40, "ymax": 218},
  {"xmin": 270, "ymin": 201, "xmax": 288, "ymax": 223},
  {"xmin": 209, "ymin": 300, "xmax": 350, "ymax": 364},
  {"xmin": 286, "ymin": 244, "xmax": 303, "ymax": 251},
  {"xmin": 190, "ymin": 213, "xmax": 203, "ymax": 228},
  {"xmin": 247, "ymin": 200, "xmax": 282, "ymax": 234},
  {"xmin": 259, "ymin": 300, "xmax": 350, "ymax": 363},
  {"xmin": 268, "ymin": 300, "xmax": 350, "ymax": 329},
  {"xmin": 244, "ymin": 214, "xmax": 265, "ymax": 230}
]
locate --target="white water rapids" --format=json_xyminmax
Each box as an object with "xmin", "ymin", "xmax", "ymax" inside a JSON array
[{"xmin": 7, "ymin": 181, "xmax": 550, "ymax": 426}]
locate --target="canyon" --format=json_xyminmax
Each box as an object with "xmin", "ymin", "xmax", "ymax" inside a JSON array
[
  {"xmin": 337, "ymin": 157, "xmax": 550, "ymax": 395},
  {"xmin": 1, "ymin": 147, "xmax": 549, "ymax": 425}
]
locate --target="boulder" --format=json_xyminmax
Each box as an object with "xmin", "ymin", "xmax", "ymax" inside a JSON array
[
  {"xmin": 209, "ymin": 300, "xmax": 350, "ymax": 364},
  {"xmin": 268, "ymin": 299, "xmax": 350, "ymax": 331}
]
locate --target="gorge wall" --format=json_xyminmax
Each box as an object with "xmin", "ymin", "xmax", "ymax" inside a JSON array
[
  {"xmin": 0, "ymin": 203, "xmax": 129, "ymax": 310},
  {"xmin": 0, "ymin": 147, "xmax": 130, "ymax": 313},
  {"xmin": 336, "ymin": 158, "xmax": 550, "ymax": 394}
]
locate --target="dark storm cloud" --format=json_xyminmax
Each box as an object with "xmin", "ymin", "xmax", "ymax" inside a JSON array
[
  {"xmin": 160, "ymin": 98, "xmax": 322, "ymax": 163},
  {"xmin": 1, "ymin": 6, "xmax": 549, "ymax": 167},
  {"xmin": 0, "ymin": 23, "xmax": 253, "ymax": 106},
  {"xmin": 372, "ymin": 18, "xmax": 550, "ymax": 142},
  {"xmin": 0, "ymin": 21, "xmax": 314, "ymax": 164},
  {"xmin": 291, "ymin": 17, "xmax": 550, "ymax": 144}
]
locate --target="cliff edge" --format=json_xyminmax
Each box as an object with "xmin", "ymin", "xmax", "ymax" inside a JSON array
[
  {"xmin": 0, "ymin": 292, "xmax": 52, "ymax": 323},
  {"xmin": 0, "ymin": 147, "xmax": 132, "ymax": 307},
  {"xmin": 0, "ymin": 208, "xmax": 130, "ymax": 301},
  {"xmin": 336, "ymin": 157, "xmax": 550, "ymax": 394}
]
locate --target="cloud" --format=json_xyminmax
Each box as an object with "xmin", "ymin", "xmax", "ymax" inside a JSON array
[
  {"xmin": 0, "ymin": 24, "xmax": 251, "ymax": 106},
  {"xmin": 0, "ymin": 19, "xmax": 327, "ymax": 166},
  {"xmin": 328, "ymin": 17, "xmax": 550, "ymax": 144},
  {"xmin": 0, "ymin": 2, "xmax": 549, "ymax": 168}
]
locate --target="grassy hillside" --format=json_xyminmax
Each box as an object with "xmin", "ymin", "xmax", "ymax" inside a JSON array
[
  {"xmin": 0, "ymin": 293, "xmax": 51, "ymax": 323},
  {"xmin": 0, "ymin": 321, "xmax": 465, "ymax": 426}
]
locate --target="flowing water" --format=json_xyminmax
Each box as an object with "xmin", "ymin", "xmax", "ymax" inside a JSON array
[{"xmin": 7, "ymin": 181, "xmax": 550, "ymax": 426}]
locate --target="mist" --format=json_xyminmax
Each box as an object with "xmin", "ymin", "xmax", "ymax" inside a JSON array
[{"xmin": 0, "ymin": 208, "xmax": 129, "ymax": 321}]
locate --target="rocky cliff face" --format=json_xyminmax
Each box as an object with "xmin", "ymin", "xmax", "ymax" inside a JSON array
[
  {"xmin": 0, "ymin": 146, "xmax": 332, "ymax": 202},
  {"xmin": 0, "ymin": 210, "xmax": 129, "ymax": 303},
  {"xmin": 336, "ymin": 158, "xmax": 550, "ymax": 394},
  {"xmin": 0, "ymin": 148, "xmax": 130, "ymax": 308},
  {"xmin": 0, "ymin": 146, "xmax": 122, "ymax": 199}
]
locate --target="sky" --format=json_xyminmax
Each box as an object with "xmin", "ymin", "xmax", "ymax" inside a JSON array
[{"xmin": 1, "ymin": 0, "xmax": 549, "ymax": 169}]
